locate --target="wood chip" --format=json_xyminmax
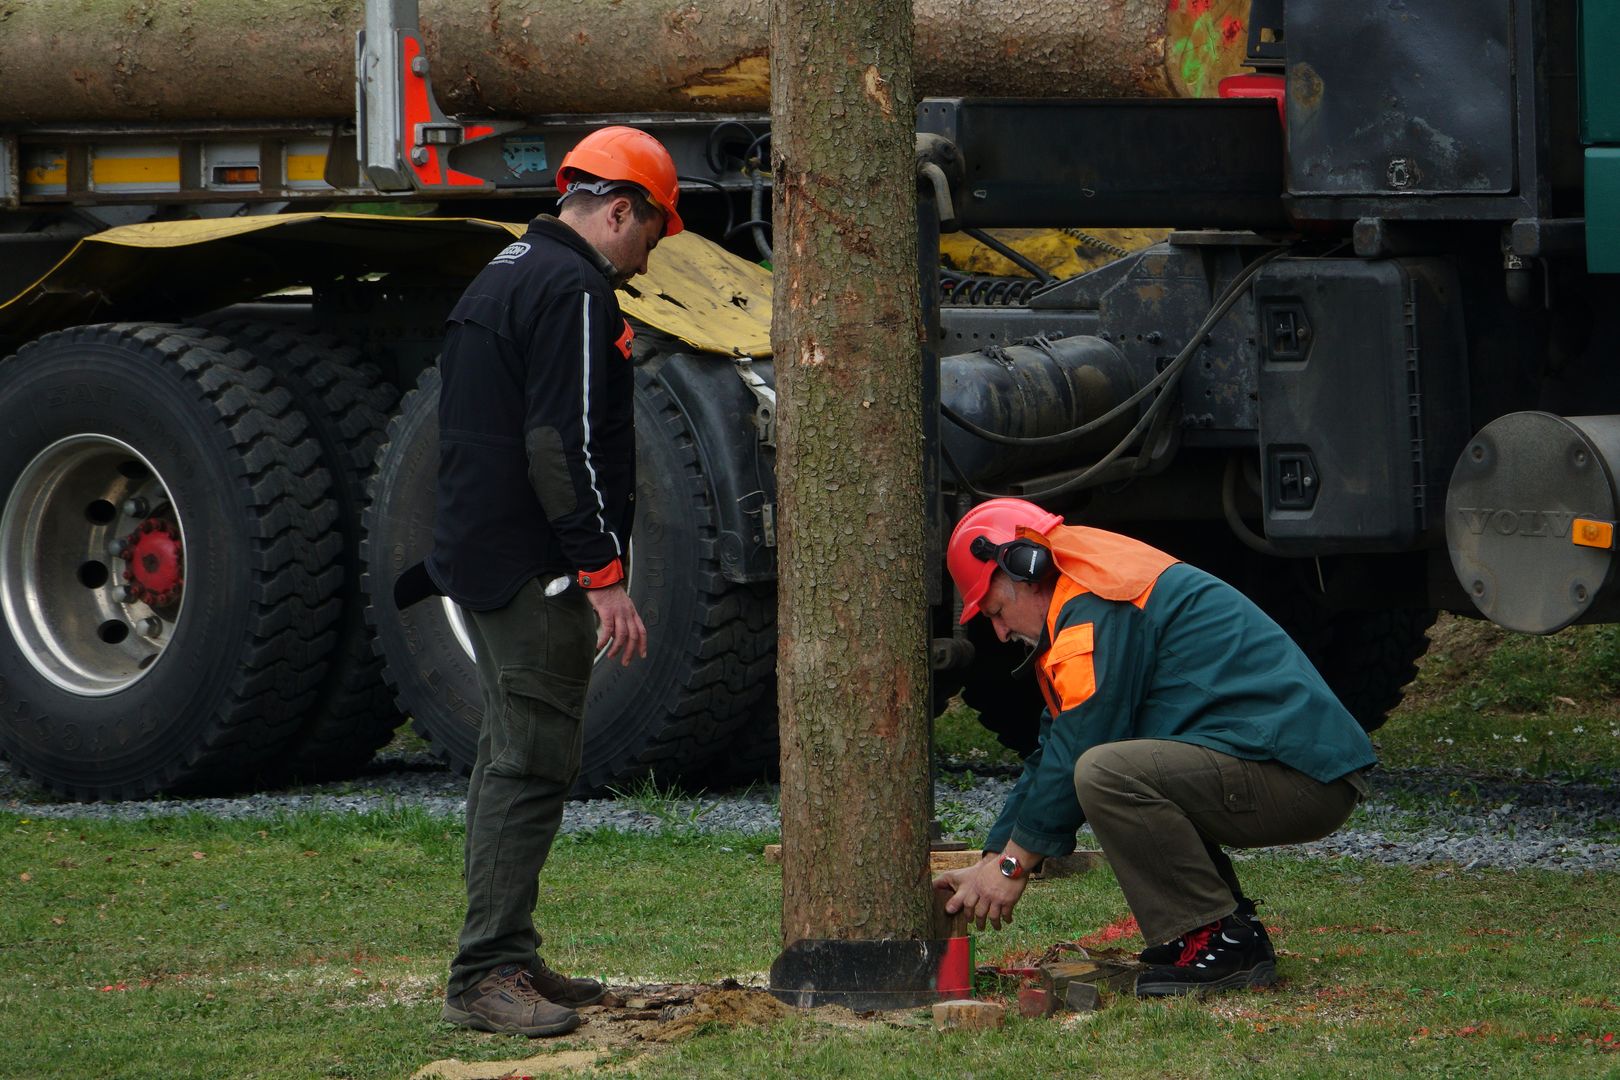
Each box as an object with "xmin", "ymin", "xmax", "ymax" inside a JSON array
[{"xmin": 932, "ymin": 998, "xmax": 1005, "ymax": 1031}]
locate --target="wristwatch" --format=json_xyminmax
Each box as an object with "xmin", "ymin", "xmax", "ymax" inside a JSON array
[{"xmin": 998, "ymin": 853, "xmax": 1027, "ymax": 880}]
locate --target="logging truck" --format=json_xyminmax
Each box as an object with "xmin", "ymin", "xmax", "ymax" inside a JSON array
[{"xmin": 0, "ymin": 0, "xmax": 1614, "ymax": 798}]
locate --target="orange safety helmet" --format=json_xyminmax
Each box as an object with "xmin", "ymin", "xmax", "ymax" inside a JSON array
[
  {"xmin": 555, "ymin": 126, "xmax": 684, "ymax": 237},
  {"xmin": 946, "ymin": 498, "xmax": 1063, "ymax": 623}
]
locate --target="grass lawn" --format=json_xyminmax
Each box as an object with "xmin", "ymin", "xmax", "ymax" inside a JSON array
[
  {"xmin": 3, "ymin": 810, "xmax": 1617, "ymax": 1079},
  {"xmin": 1372, "ymin": 616, "xmax": 1620, "ymax": 778},
  {"xmin": 936, "ymin": 613, "xmax": 1620, "ymax": 781},
  {"xmin": 4, "ymin": 612, "xmax": 1619, "ymax": 1078}
]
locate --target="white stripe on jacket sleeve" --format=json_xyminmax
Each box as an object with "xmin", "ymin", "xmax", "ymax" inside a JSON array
[{"xmin": 578, "ymin": 291, "xmax": 623, "ymax": 556}]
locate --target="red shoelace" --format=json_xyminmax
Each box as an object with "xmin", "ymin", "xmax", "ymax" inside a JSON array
[{"xmin": 1176, "ymin": 922, "xmax": 1219, "ymax": 966}]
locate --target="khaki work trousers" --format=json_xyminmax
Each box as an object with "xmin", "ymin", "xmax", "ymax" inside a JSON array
[
  {"xmin": 446, "ymin": 577, "xmax": 596, "ymax": 998},
  {"xmin": 1074, "ymin": 738, "xmax": 1362, "ymax": 947}
]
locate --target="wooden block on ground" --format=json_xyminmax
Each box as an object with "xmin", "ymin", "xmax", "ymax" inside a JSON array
[
  {"xmin": 1017, "ymin": 985, "xmax": 1056, "ymax": 1018},
  {"xmin": 1039, "ymin": 960, "xmax": 1102, "ymax": 997},
  {"xmin": 1063, "ymin": 981, "xmax": 1102, "ymax": 1012},
  {"xmin": 930, "ymin": 849, "xmax": 983, "ymax": 872},
  {"xmin": 1041, "ymin": 958, "xmax": 1140, "ymax": 996},
  {"xmin": 762, "ymin": 845, "xmax": 988, "ymax": 874},
  {"xmin": 931, "ymin": 886, "xmax": 970, "ymax": 939},
  {"xmin": 932, "ymin": 999, "xmax": 1005, "ymax": 1031},
  {"xmin": 1031, "ymin": 851, "xmax": 1106, "ymax": 879}
]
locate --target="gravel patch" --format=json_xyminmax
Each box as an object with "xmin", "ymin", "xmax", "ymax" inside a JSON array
[{"xmin": 3, "ymin": 754, "xmax": 1617, "ymax": 874}]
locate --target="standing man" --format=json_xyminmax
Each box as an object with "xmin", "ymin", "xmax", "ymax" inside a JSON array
[
  {"xmin": 933, "ymin": 498, "xmax": 1374, "ymax": 997},
  {"xmin": 426, "ymin": 126, "xmax": 681, "ymax": 1037}
]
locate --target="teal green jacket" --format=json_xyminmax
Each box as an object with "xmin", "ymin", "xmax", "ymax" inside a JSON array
[{"xmin": 985, "ymin": 561, "xmax": 1375, "ymax": 857}]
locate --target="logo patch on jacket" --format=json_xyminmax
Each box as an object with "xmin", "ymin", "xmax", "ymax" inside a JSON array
[
  {"xmin": 616, "ymin": 319, "xmax": 635, "ymax": 359},
  {"xmin": 490, "ymin": 241, "xmax": 531, "ymax": 265}
]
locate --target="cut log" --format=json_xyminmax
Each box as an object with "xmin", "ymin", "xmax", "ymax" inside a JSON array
[
  {"xmin": 766, "ymin": 844, "xmax": 977, "ymax": 872},
  {"xmin": 1039, "ymin": 958, "xmax": 1142, "ymax": 996},
  {"xmin": 763, "ymin": 845, "xmax": 1105, "ymax": 877},
  {"xmin": 1032, "ymin": 851, "xmax": 1108, "ymax": 879},
  {"xmin": 0, "ymin": 1, "xmax": 1252, "ymax": 123}
]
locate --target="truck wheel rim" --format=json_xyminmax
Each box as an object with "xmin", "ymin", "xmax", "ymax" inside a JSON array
[{"xmin": 0, "ymin": 435, "xmax": 186, "ymax": 696}]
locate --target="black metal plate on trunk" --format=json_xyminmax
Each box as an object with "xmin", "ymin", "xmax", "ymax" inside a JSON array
[
  {"xmin": 1287, "ymin": 0, "xmax": 1515, "ymax": 196},
  {"xmin": 769, "ymin": 937, "xmax": 970, "ymax": 1011}
]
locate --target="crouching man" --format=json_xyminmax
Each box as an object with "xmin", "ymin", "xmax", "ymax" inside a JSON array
[{"xmin": 932, "ymin": 498, "xmax": 1373, "ymax": 996}]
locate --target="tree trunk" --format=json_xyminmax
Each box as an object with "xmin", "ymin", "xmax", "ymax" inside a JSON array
[
  {"xmin": 771, "ymin": 0, "xmax": 932, "ymax": 945},
  {"xmin": 0, "ymin": 0, "xmax": 1251, "ymax": 123}
]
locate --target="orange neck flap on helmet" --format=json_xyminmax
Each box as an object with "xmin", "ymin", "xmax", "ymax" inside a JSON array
[{"xmin": 1019, "ymin": 524, "xmax": 1179, "ymax": 602}]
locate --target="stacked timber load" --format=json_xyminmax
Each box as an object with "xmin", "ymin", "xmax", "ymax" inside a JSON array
[{"xmin": 0, "ymin": 0, "xmax": 1251, "ymax": 123}]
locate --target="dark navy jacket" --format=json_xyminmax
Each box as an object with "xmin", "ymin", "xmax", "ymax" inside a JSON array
[{"xmin": 425, "ymin": 216, "xmax": 636, "ymax": 610}]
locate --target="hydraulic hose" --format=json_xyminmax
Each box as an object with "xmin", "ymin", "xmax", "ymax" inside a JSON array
[
  {"xmin": 962, "ymin": 227, "xmax": 1056, "ymax": 284},
  {"xmin": 943, "ymin": 246, "xmax": 1286, "ymax": 500}
]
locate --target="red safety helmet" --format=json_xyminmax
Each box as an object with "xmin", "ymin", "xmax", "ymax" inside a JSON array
[
  {"xmin": 946, "ymin": 498, "xmax": 1063, "ymax": 623},
  {"xmin": 555, "ymin": 126, "xmax": 684, "ymax": 237}
]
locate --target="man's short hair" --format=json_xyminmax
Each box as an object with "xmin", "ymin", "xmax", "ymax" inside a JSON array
[{"xmin": 559, "ymin": 171, "xmax": 663, "ymax": 227}]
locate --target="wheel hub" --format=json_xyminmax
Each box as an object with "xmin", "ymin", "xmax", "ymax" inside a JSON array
[
  {"xmin": 0, "ymin": 434, "xmax": 184, "ymax": 696},
  {"xmin": 119, "ymin": 518, "xmax": 184, "ymax": 606}
]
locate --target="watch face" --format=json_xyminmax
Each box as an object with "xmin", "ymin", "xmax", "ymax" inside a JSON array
[{"xmin": 998, "ymin": 855, "xmax": 1020, "ymax": 878}]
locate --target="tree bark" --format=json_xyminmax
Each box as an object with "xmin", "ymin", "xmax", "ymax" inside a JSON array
[
  {"xmin": 0, "ymin": 0, "xmax": 1251, "ymax": 123},
  {"xmin": 771, "ymin": 0, "xmax": 932, "ymax": 945}
]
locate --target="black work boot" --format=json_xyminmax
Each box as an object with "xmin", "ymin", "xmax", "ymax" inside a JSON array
[
  {"xmin": 526, "ymin": 956, "xmax": 606, "ymax": 1008},
  {"xmin": 442, "ymin": 963, "xmax": 581, "ymax": 1037},
  {"xmin": 1139, "ymin": 896, "xmax": 1274, "ymax": 965},
  {"xmin": 1134, "ymin": 913, "xmax": 1278, "ymax": 997}
]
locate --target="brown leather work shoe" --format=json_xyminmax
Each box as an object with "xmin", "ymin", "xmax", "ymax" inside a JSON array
[
  {"xmin": 526, "ymin": 956, "xmax": 606, "ymax": 1007},
  {"xmin": 442, "ymin": 963, "xmax": 580, "ymax": 1037}
]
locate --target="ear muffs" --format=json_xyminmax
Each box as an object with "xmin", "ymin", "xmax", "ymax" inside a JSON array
[{"xmin": 969, "ymin": 535, "xmax": 1055, "ymax": 584}]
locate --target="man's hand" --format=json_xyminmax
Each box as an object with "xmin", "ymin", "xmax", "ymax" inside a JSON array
[
  {"xmin": 585, "ymin": 584, "xmax": 647, "ymax": 666},
  {"xmin": 932, "ymin": 852, "xmax": 1028, "ymax": 931}
]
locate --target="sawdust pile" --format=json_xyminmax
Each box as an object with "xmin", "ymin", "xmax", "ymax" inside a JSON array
[
  {"xmin": 411, "ymin": 1047, "xmax": 606, "ymax": 1079},
  {"xmin": 646, "ymin": 988, "xmax": 794, "ymax": 1042}
]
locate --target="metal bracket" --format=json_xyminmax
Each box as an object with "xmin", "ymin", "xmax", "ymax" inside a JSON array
[
  {"xmin": 914, "ymin": 132, "xmax": 963, "ymax": 232},
  {"xmin": 357, "ymin": 0, "xmax": 519, "ymax": 193},
  {"xmin": 0, "ymin": 134, "xmax": 17, "ymax": 210},
  {"xmin": 756, "ymin": 499, "xmax": 777, "ymax": 548},
  {"xmin": 1506, "ymin": 217, "xmax": 1586, "ymax": 259},
  {"xmin": 735, "ymin": 356, "xmax": 777, "ymax": 447}
]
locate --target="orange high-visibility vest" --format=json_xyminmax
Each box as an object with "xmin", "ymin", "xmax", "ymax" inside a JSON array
[{"xmin": 1025, "ymin": 525, "xmax": 1179, "ymax": 716}]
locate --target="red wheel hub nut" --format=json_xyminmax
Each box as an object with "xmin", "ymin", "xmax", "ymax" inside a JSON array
[{"xmin": 118, "ymin": 518, "xmax": 184, "ymax": 605}]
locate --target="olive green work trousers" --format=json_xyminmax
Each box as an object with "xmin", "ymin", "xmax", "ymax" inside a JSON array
[
  {"xmin": 446, "ymin": 577, "xmax": 596, "ymax": 999},
  {"xmin": 1074, "ymin": 738, "xmax": 1364, "ymax": 947}
]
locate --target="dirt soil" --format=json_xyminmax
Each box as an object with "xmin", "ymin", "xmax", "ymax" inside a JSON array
[
  {"xmin": 409, "ymin": 963, "xmax": 1087, "ymax": 1078},
  {"xmin": 411, "ymin": 981, "xmax": 805, "ymax": 1078},
  {"xmin": 1395, "ymin": 613, "xmax": 1514, "ymax": 712}
]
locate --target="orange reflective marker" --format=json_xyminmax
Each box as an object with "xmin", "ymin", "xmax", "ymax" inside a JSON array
[{"xmin": 1572, "ymin": 518, "xmax": 1615, "ymax": 550}]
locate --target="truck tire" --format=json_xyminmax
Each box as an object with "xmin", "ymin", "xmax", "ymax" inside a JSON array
[
  {"xmin": 363, "ymin": 363, "xmax": 774, "ymax": 794},
  {"xmin": 0, "ymin": 324, "xmax": 342, "ymax": 799},
  {"xmin": 958, "ymin": 617, "xmax": 1044, "ymax": 758},
  {"xmin": 687, "ymin": 636, "xmax": 779, "ymax": 788},
  {"xmin": 202, "ymin": 320, "xmax": 403, "ymax": 781},
  {"xmin": 1268, "ymin": 604, "xmax": 1436, "ymax": 735}
]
